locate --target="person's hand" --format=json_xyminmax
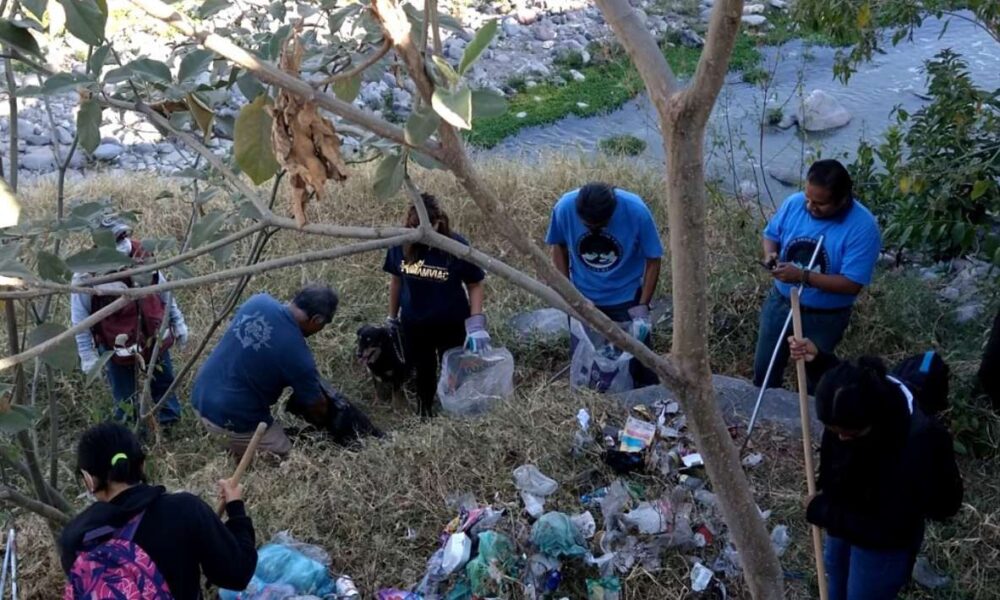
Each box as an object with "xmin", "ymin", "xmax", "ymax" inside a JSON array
[
  {"xmin": 173, "ymin": 322, "xmax": 189, "ymax": 348},
  {"xmin": 787, "ymin": 336, "xmax": 818, "ymax": 362},
  {"xmin": 218, "ymin": 478, "xmax": 243, "ymax": 505},
  {"xmin": 464, "ymin": 314, "xmax": 491, "ymax": 354},
  {"xmin": 763, "ymin": 252, "xmax": 778, "ymax": 270},
  {"xmin": 771, "ymin": 262, "xmax": 803, "ymax": 283},
  {"xmin": 627, "ymin": 304, "xmax": 650, "ymax": 321}
]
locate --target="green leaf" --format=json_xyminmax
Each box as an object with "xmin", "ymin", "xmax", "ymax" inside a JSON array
[
  {"xmin": 971, "ymin": 180, "xmax": 989, "ymax": 200},
  {"xmin": 198, "ymin": 0, "xmax": 230, "ymax": 18},
  {"xmin": 85, "ymin": 350, "xmax": 113, "ymax": 385},
  {"xmin": 328, "ymin": 3, "xmax": 362, "ymax": 34},
  {"xmin": 268, "ymin": 24, "xmax": 292, "ymax": 60},
  {"xmin": 234, "ymin": 95, "xmax": 279, "ymax": 184},
  {"xmin": 57, "ymin": 0, "xmax": 106, "ymax": 46},
  {"xmin": 953, "ymin": 439, "xmax": 967, "ymax": 455},
  {"xmin": 0, "ymin": 405, "xmax": 36, "ymax": 435},
  {"xmin": 77, "ymin": 98, "xmax": 102, "ymax": 153},
  {"xmin": 21, "ymin": 0, "xmax": 47, "ymax": 21},
  {"xmin": 332, "ymin": 74, "xmax": 361, "ymax": 103},
  {"xmin": 187, "ymin": 92, "xmax": 214, "ymax": 141},
  {"xmin": 235, "ymin": 72, "xmax": 265, "ymax": 101},
  {"xmin": 431, "ymin": 55, "xmax": 460, "ymax": 88},
  {"xmin": 140, "ymin": 238, "xmax": 177, "ymax": 254},
  {"xmin": 126, "ymin": 58, "xmax": 172, "ymax": 84},
  {"xmin": 411, "ymin": 150, "xmax": 444, "ymax": 170},
  {"xmin": 37, "ymin": 251, "xmax": 71, "ymax": 283},
  {"xmin": 40, "ymin": 72, "xmax": 93, "ymax": 96},
  {"xmin": 103, "ymin": 65, "xmax": 132, "ymax": 85},
  {"xmin": 178, "ymin": 49, "xmax": 214, "ymax": 86},
  {"xmin": 26, "ymin": 323, "xmax": 77, "ymax": 372},
  {"xmin": 404, "ymin": 105, "xmax": 440, "ymax": 145},
  {"xmin": 373, "ymin": 150, "xmax": 405, "ymax": 200},
  {"xmin": 170, "ymin": 263, "xmax": 195, "ymax": 280},
  {"xmin": 268, "ymin": 0, "xmax": 286, "ymax": 21},
  {"xmin": 431, "ymin": 86, "xmax": 472, "ymax": 130},
  {"xmin": 459, "ymin": 19, "xmax": 497, "ymax": 75},
  {"xmin": 0, "ymin": 19, "xmax": 43, "ymax": 58},
  {"xmin": 88, "ymin": 44, "xmax": 111, "ymax": 77},
  {"xmin": 951, "ymin": 222, "xmax": 967, "ymax": 246},
  {"xmin": 190, "ymin": 210, "xmax": 227, "ymax": 248},
  {"xmin": 471, "ymin": 89, "xmax": 508, "ymax": 118},
  {"xmin": 0, "ymin": 243, "xmax": 31, "ymax": 279},
  {"xmin": 64, "ymin": 247, "xmax": 132, "ymax": 274}
]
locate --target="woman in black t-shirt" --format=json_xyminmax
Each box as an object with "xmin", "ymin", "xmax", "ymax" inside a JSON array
[{"xmin": 383, "ymin": 194, "xmax": 486, "ymax": 416}]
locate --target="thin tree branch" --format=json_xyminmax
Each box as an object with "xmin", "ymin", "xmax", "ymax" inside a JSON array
[
  {"xmin": 0, "ymin": 485, "xmax": 70, "ymax": 525},
  {"xmin": 0, "ymin": 297, "xmax": 129, "ymax": 372},
  {"xmin": 684, "ymin": 0, "xmax": 745, "ymax": 123},
  {"xmin": 314, "ymin": 38, "xmax": 391, "ymax": 86},
  {"xmin": 127, "ymin": 0, "xmax": 444, "ymax": 159},
  {"xmin": 0, "ymin": 455, "xmax": 70, "ymax": 513},
  {"xmin": 3, "ymin": 55, "xmax": 18, "ymax": 191}
]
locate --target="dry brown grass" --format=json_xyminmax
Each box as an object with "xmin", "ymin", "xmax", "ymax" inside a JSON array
[{"xmin": 6, "ymin": 157, "xmax": 999, "ymax": 598}]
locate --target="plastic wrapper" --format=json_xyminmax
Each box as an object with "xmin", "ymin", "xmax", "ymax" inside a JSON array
[
  {"xmin": 437, "ymin": 347, "xmax": 515, "ymax": 416},
  {"xmin": 219, "ymin": 533, "xmax": 335, "ymax": 599},
  {"xmin": 531, "ymin": 512, "xmax": 589, "ymax": 558},
  {"xmin": 513, "ymin": 464, "xmax": 559, "ymax": 497},
  {"xmin": 569, "ymin": 319, "xmax": 634, "ymax": 393},
  {"xmin": 466, "ymin": 531, "xmax": 516, "ymax": 597},
  {"xmin": 691, "ymin": 562, "xmax": 714, "ymax": 592},
  {"xmin": 621, "ymin": 499, "xmax": 673, "ymax": 535},
  {"xmin": 441, "ymin": 533, "xmax": 472, "ymax": 574},
  {"xmin": 586, "ymin": 576, "xmax": 622, "ymax": 600}
]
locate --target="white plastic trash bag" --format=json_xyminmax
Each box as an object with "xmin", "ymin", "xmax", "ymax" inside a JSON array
[
  {"xmin": 438, "ymin": 347, "xmax": 515, "ymax": 416},
  {"xmin": 569, "ymin": 319, "xmax": 634, "ymax": 393}
]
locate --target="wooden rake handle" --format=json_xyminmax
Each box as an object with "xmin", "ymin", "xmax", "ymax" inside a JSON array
[
  {"xmin": 791, "ymin": 288, "xmax": 829, "ymax": 600},
  {"xmin": 216, "ymin": 422, "xmax": 268, "ymax": 517}
]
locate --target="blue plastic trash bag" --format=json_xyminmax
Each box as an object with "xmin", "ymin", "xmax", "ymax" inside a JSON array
[
  {"xmin": 219, "ymin": 532, "xmax": 335, "ymax": 599},
  {"xmin": 531, "ymin": 512, "xmax": 589, "ymax": 558}
]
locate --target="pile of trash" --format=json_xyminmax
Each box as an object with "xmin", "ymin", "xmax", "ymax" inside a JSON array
[{"xmin": 370, "ymin": 401, "xmax": 790, "ymax": 599}]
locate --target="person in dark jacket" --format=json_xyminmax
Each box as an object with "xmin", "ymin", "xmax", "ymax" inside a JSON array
[
  {"xmin": 59, "ymin": 422, "xmax": 257, "ymax": 599},
  {"xmin": 384, "ymin": 193, "xmax": 487, "ymax": 417},
  {"xmin": 789, "ymin": 337, "xmax": 963, "ymax": 600}
]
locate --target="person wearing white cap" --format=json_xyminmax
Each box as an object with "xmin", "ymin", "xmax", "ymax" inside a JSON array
[{"xmin": 70, "ymin": 214, "xmax": 190, "ymax": 426}]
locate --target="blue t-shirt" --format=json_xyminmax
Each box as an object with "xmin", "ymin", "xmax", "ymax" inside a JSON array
[
  {"xmin": 545, "ymin": 188, "xmax": 663, "ymax": 306},
  {"xmin": 191, "ymin": 293, "xmax": 322, "ymax": 433},
  {"xmin": 383, "ymin": 233, "xmax": 485, "ymax": 325},
  {"xmin": 764, "ymin": 193, "xmax": 881, "ymax": 309}
]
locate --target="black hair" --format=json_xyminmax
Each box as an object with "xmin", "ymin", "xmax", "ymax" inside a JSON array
[
  {"xmin": 77, "ymin": 422, "xmax": 146, "ymax": 492},
  {"xmin": 575, "ymin": 182, "xmax": 617, "ymax": 225},
  {"xmin": 806, "ymin": 159, "xmax": 854, "ymax": 204},
  {"xmin": 815, "ymin": 356, "xmax": 911, "ymax": 447},
  {"xmin": 403, "ymin": 194, "xmax": 452, "ymax": 263},
  {"xmin": 292, "ymin": 284, "xmax": 339, "ymax": 324}
]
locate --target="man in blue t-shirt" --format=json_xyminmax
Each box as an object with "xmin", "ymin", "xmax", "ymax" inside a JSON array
[
  {"xmin": 192, "ymin": 285, "xmax": 338, "ymax": 457},
  {"xmin": 546, "ymin": 182, "xmax": 664, "ymax": 386},
  {"xmin": 754, "ymin": 159, "xmax": 881, "ymax": 390}
]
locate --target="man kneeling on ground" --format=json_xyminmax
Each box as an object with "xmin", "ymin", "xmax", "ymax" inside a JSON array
[{"xmin": 192, "ymin": 285, "xmax": 337, "ymax": 458}]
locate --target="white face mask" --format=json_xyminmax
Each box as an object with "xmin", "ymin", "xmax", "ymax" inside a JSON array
[{"xmin": 116, "ymin": 237, "xmax": 132, "ymax": 256}]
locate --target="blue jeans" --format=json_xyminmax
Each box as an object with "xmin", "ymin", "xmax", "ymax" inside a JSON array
[
  {"xmin": 753, "ymin": 289, "xmax": 852, "ymax": 392},
  {"xmin": 105, "ymin": 349, "xmax": 181, "ymax": 425},
  {"xmin": 824, "ymin": 535, "xmax": 917, "ymax": 600}
]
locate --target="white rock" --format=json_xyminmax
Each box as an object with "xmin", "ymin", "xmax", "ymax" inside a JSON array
[
  {"xmin": 569, "ymin": 69, "xmax": 586, "ymax": 82},
  {"xmin": 744, "ymin": 3, "xmax": 767, "ymax": 14},
  {"xmin": 516, "ymin": 8, "xmax": 540, "ymax": 25},
  {"xmin": 56, "ymin": 126, "xmax": 75, "ymax": 145},
  {"xmin": 133, "ymin": 142, "xmax": 157, "ymax": 155},
  {"xmin": 796, "ymin": 90, "xmax": 851, "ymax": 132},
  {"xmin": 92, "ymin": 143, "xmax": 124, "ymax": 161},
  {"xmin": 769, "ymin": 0, "xmax": 788, "ymax": 9},
  {"xmin": 741, "ymin": 14, "xmax": 768, "ymax": 26},
  {"xmin": 534, "ymin": 24, "xmax": 557, "ymax": 41},
  {"xmin": 777, "ymin": 113, "xmax": 797, "ymax": 129},
  {"xmin": 767, "ymin": 166, "xmax": 802, "ymax": 186},
  {"xmin": 502, "ymin": 18, "xmax": 524, "ymax": 37},
  {"xmin": 20, "ymin": 148, "xmax": 56, "ymax": 171}
]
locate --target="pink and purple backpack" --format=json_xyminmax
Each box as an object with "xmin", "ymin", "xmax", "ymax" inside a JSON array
[{"xmin": 64, "ymin": 510, "xmax": 174, "ymax": 600}]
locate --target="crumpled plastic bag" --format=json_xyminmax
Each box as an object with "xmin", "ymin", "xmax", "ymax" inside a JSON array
[
  {"xmin": 466, "ymin": 531, "xmax": 516, "ymax": 597},
  {"xmin": 531, "ymin": 512, "xmax": 589, "ymax": 558},
  {"xmin": 219, "ymin": 532, "xmax": 335, "ymax": 599},
  {"xmin": 513, "ymin": 464, "xmax": 559, "ymax": 496},
  {"xmin": 586, "ymin": 576, "xmax": 622, "ymax": 600},
  {"xmin": 437, "ymin": 347, "xmax": 515, "ymax": 416},
  {"xmin": 569, "ymin": 319, "xmax": 634, "ymax": 393}
]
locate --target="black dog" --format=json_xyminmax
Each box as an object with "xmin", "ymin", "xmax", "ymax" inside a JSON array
[
  {"xmin": 287, "ymin": 379, "xmax": 383, "ymax": 447},
  {"xmin": 356, "ymin": 324, "xmax": 408, "ymax": 409}
]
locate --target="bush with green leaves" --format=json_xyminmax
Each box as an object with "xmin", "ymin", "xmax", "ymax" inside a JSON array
[
  {"xmin": 598, "ymin": 134, "xmax": 647, "ymax": 156},
  {"xmin": 850, "ymin": 50, "xmax": 1000, "ymax": 263}
]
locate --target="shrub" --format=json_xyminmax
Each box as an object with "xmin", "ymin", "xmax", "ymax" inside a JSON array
[{"xmin": 599, "ymin": 135, "xmax": 647, "ymax": 156}]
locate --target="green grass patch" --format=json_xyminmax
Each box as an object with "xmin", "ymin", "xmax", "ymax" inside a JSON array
[
  {"xmin": 599, "ymin": 134, "xmax": 647, "ymax": 156},
  {"xmin": 466, "ymin": 34, "xmax": 761, "ymax": 148}
]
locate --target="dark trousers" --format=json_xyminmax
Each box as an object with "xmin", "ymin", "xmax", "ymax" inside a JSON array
[
  {"xmin": 595, "ymin": 291, "xmax": 659, "ymax": 388},
  {"xmin": 402, "ymin": 320, "xmax": 466, "ymax": 416},
  {"xmin": 105, "ymin": 349, "xmax": 181, "ymax": 425},
  {"xmin": 824, "ymin": 535, "xmax": 918, "ymax": 600},
  {"xmin": 753, "ymin": 289, "xmax": 852, "ymax": 392}
]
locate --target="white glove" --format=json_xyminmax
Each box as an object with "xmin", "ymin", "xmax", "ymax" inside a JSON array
[
  {"xmin": 80, "ymin": 353, "xmax": 99, "ymax": 375},
  {"xmin": 463, "ymin": 314, "xmax": 491, "ymax": 354},
  {"xmin": 173, "ymin": 322, "xmax": 189, "ymax": 348}
]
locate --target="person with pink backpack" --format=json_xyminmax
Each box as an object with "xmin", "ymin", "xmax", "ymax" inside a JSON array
[{"xmin": 59, "ymin": 423, "xmax": 257, "ymax": 599}]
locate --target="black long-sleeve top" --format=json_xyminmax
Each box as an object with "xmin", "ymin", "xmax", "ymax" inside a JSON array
[
  {"xmin": 804, "ymin": 351, "xmax": 964, "ymax": 550},
  {"xmin": 59, "ymin": 483, "xmax": 257, "ymax": 599}
]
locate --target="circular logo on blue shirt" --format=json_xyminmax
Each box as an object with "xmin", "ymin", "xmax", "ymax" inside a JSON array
[
  {"xmin": 577, "ymin": 230, "xmax": 623, "ymax": 272},
  {"xmin": 784, "ymin": 237, "xmax": 829, "ymax": 273}
]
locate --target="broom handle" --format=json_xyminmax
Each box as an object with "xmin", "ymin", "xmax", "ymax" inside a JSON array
[
  {"xmin": 216, "ymin": 422, "xmax": 268, "ymax": 517},
  {"xmin": 791, "ymin": 288, "xmax": 829, "ymax": 600}
]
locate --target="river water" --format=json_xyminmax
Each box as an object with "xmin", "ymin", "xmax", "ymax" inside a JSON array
[{"xmin": 487, "ymin": 15, "xmax": 1000, "ymax": 205}]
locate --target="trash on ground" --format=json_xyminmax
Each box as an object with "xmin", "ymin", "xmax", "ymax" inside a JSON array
[
  {"xmin": 220, "ymin": 532, "xmax": 336, "ymax": 599},
  {"xmin": 619, "ymin": 416, "xmax": 657, "ymax": 452},
  {"xmin": 770, "ymin": 525, "xmax": 790, "ymax": 557},
  {"xmin": 570, "ymin": 319, "xmax": 634, "ymax": 393},
  {"xmin": 691, "ymin": 562, "xmax": 714, "ymax": 592},
  {"xmin": 741, "ymin": 452, "xmax": 764, "ymax": 468},
  {"xmin": 514, "ymin": 464, "xmax": 559, "ymax": 497},
  {"xmin": 437, "ymin": 347, "xmax": 515, "ymax": 416},
  {"xmin": 912, "ymin": 555, "xmax": 951, "ymax": 589}
]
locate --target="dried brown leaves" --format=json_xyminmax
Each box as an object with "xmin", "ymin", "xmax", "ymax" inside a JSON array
[{"xmin": 271, "ymin": 30, "xmax": 350, "ymax": 227}]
